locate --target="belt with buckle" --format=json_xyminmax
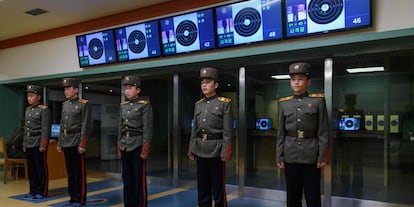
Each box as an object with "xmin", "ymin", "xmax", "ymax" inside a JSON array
[
  {"xmin": 26, "ymin": 131, "xmax": 41, "ymax": 137},
  {"xmin": 200, "ymin": 133, "xmax": 223, "ymax": 141},
  {"xmin": 286, "ymin": 130, "xmax": 316, "ymax": 139},
  {"xmin": 124, "ymin": 131, "xmax": 142, "ymax": 138},
  {"xmin": 62, "ymin": 129, "xmax": 81, "ymax": 135}
]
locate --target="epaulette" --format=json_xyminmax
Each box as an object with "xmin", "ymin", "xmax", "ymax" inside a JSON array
[
  {"xmin": 63, "ymin": 100, "xmax": 70, "ymax": 103},
  {"xmin": 195, "ymin": 98, "xmax": 205, "ymax": 104},
  {"xmin": 38, "ymin": 105, "xmax": 48, "ymax": 109},
  {"xmin": 309, "ymin": 93, "xmax": 325, "ymax": 98},
  {"xmin": 279, "ymin": 96, "xmax": 293, "ymax": 102},
  {"xmin": 121, "ymin": 101, "xmax": 129, "ymax": 105},
  {"xmin": 79, "ymin": 99, "xmax": 88, "ymax": 103},
  {"xmin": 138, "ymin": 100, "xmax": 150, "ymax": 105},
  {"xmin": 218, "ymin": 97, "xmax": 231, "ymax": 103}
]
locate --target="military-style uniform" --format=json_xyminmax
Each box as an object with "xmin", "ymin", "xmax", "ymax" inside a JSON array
[
  {"xmin": 189, "ymin": 67, "xmax": 233, "ymax": 207},
  {"xmin": 59, "ymin": 78, "xmax": 91, "ymax": 206},
  {"xmin": 23, "ymin": 85, "xmax": 51, "ymax": 199},
  {"xmin": 276, "ymin": 63, "xmax": 329, "ymax": 207},
  {"xmin": 118, "ymin": 75, "xmax": 153, "ymax": 207}
]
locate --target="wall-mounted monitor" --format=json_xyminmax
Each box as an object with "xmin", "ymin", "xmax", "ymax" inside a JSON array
[
  {"xmin": 76, "ymin": 29, "xmax": 117, "ymax": 67},
  {"xmin": 114, "ymin": 20, "xmax": 161, "ymax": 62},
  {"xmin": 50, "ymin": 124, "xmax": 61, "ymax": 138},
  {"xmin": 256, "ymin": 118, "xmax": 273, "ymax": 130},
  {"xmin": 160, "ymin": 9, "xmax": 216, "ymax": 55},
  {"xmin": 215, "ymin": 0, "xmax": 283, "ymax": 48},
  {"xmin": 339, "ymin": 117, "xmax": 360, "ymax": 131},
  {"xmin": 285, "ymin": 0, "xmax": 371, "ymax": 38}
]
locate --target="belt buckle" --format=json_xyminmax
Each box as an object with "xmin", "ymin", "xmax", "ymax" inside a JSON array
[
  {"xmin": 64, "ymin": 129, "xmax": 67, "ymax": 135},
  {"xmin": 297, "ymin": 130, "xmax": 304, "ymax": 139},
  {"xmin": 27, "ymin": 132, "xmax": 30, "ymax": 137},
  {"xmin": 202, "ymin": 134, "xmax": 208, "ymax": 141},
  {"xmin": 126, "ymin": 131, "xmax": 130, "ymax": 138}
]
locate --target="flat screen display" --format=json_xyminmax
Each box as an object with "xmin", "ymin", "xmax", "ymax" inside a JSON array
[
  {"xmin": 114, "ymin": 20, "xmax": 161, "ymax": 62},
  {"xmin": 215, "ymin": 0, "xmax": 283, "ymax": 47},
  {"xmin": 76, "ymin": 29, "xmax": 117, "ymax": 67},
  {"xmin": 339, "ymin": 117, "xmax": 360, "ymax": 131},
  {"xmin": 256, "ymin": 118, "xmax": 273, "ymax": 130},
  {"xmin": 160, "ymin": 9, "xmax": 216, "ymax": 55},
  {"xmin": 285, "ymin": 0, "xmax": 371, "ymax": 37},
  {"xmin": 50, "ymin": 124, "xmax": 61, "ymax": 138}
]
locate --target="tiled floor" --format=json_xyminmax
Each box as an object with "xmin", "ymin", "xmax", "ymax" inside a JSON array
[{"xmin": 0, "ymin": 170, "xmax": 287, "ymax": 207}]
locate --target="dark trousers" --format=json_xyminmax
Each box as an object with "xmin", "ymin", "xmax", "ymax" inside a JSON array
[
  {"xmin": 196, "ymin": 156, "xmax": 227, "ymax": 207},
  {"xmin": 27, "ymin": 147, "xmax": 48, "ymax": 196},
  {"xmin": 285, "ymin": 163, "xmax": 321, "ymax": 207},
  {"xmin": 121, "ymin": 146, "xmax": 147, "ymax": 207},
  {"xmin": 63, "ymin": 146, "xmax": 87, "ymax": 204}
]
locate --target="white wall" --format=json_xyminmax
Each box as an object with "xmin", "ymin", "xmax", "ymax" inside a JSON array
[{"xmin": 1, "ymin": 0, "xmax": 414, "ymax": 81}]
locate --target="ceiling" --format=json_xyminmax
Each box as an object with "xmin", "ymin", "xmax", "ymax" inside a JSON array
[{"xmin": 0, "ymin": 0, "xmax": 169, "ymax": 42}]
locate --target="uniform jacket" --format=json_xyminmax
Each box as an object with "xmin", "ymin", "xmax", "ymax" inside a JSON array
[
  {"xmin": 118, "ymin": 96, "xmax": 153, "ymax": 152},
  {"xmin": 189, "ymin": 95, "xmax": 233, "ymax": 158},
  {"xmin": 58, "ymin": 97, "xmax": 91, "ymax": 148},
  {"xmin": 23, "ymin": 104, "xmax": 51, "ymax": 148},
  {"xmin": 277, "ymin": 92, "xmax": 329, "ymax": 164}
]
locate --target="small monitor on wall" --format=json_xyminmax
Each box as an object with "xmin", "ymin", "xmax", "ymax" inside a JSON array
[
  {"xmin": 256, "ymin": 118, "xmax": 273, "ymax": 130},
  {"xmin": 215, "ymin": 0, "xmax": 283, "ymax": 48},
  {"xmin": 285, "ymin": 0, "xmax": 371, "ymax": 38},
  {"xmin": 114, "ymin": 20, "xmax": 161, "ymax": 62},
  {"xmin": 339, "ymin": 117, "xmax": 360, "ymax": 131},
  {"xmin": 76, "ymin": 29, "xmax": 117, "ymax": 67},
  {"xmin": 50, "ymin": 124, "xmax": 61, "ymax": 138},
  {"xmin": 160, "ymin": 9, "xmax": 216, "ymax": 55}
]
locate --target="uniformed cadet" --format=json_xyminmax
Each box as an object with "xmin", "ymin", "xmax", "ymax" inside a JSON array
[
  {"xmin": 118, "ymin": 75, "xmax": 153, "ymax": 207},
  {"xmin": 23, "ymin": 84, "xmax": 51, "ymax": 200},
  {"xmin": 57, "ymin": 78, "xmax": 91, "ymax": 207},
  {"xmin": 188, "ymin": 67, "xmax": 233, "ymax": 207},
  {"xmin": 276, "ymin": 62, "xmax": 329, "ymax": 207}
]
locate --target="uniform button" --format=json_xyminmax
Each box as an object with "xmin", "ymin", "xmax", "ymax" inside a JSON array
[
  {"xmin": 64, "ymin": 124, "xmax": 67, "ymax": 127},
  {"xmin": 207, "ymin": 101, "xmax": 210, "ymax": 103},
  {"xmin": 31, "ymin": 108, "xmax": 34, "ymax": 110},
  {"xmin": 65, "ymin": 116, "xmax": 68, "ymax": 119},
  {"xmin": 205, "ymin": 110, "xmax": 208, "ymax": 113},
  {"xmin": 29, "ymin": 114, "xmax": 32, "ymax": 116},
  {"xmin": 127, "ymin": 111, "xmax": 130, "ymax": 113},
  {"xmin": 297, "ymin": 119, "xmax": 301, "ymax": 122},
  {"xmin": 203, "ymin": 119, "xmax": 206, "ymax": 122},
  {"xmin": 130, "ymin": 103, "xmax": 133, "ymax": 105},
  {"xmin": 202, "ymin": 129, "xmax": 205, "ymax": 132},
  {"xmin": 298, "ymin": 142, "xmax": 301, "ymax": 145},
  {"xmin": 125, "ymin": 126, "xmax": 128, "ymax": 129},
  {"xmin": 297, "ymin": 108, "xmax": 301, "ymax": 111},
  {"xmin": 27, "ymin": 121, "xmax": 30, "ymax": 123},
  {"xmin": 26, "ymin": 128, "xmax": 30, "ymax": 130},
  {"xmin": 126, "ymin": 119, "xmax": 129, "ymax": 122}
]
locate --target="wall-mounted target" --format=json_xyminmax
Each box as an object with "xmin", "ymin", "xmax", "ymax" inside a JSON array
[
  {"xmin": 308, "ymin": 0, "xmax": 343, "ymax": 24},
  {"xmin": 88, "ymin": 38, "xmax": 104, "ymax": 60},
  {"xmin": 175, "ymin": 20, "xmax": 198, "ymax": 46},
  {"xmin": 234, "ymin": 7, "xmax": 262, "ymax": 37},
  {"xmin": 128, "ymin": 30, "xmax": 146, "ymax": 54}
]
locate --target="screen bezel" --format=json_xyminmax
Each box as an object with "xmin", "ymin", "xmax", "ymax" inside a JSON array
[
  {"xmin": 159, "ymin": 8, "xmax": 217, "ymax": 56},
  {"xmin": 283, "ymin": 0, "xmax": 372, "ymax": 39},
  {"xmin": 75, "ymin": 29, "xmax": 118, "ymax": 67},
  {"xmin": 214, "ymin": 0, "xmax": 283, "ymax": 48},
  {"xmin": 113, "ymin": 20, "xmax": 162, "ymax": 62}
]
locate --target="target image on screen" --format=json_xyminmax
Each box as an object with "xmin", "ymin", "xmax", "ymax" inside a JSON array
[
  {"xmin": 216, "ymin": 0, "xmax": 282, "ymax": 47},
  {"xmin": 114, "ymin": 20, "xmax": 161, "ymax": 62},
  {"xmin": 339, "ymin": 117, "xmax": 361, "ymax": 131},
  {"xmin": 285, "ymin": 0, "xmax": 371, "ymax": 38},
  {"xmin": 255, "ymin": 118, "xmax": 273, "ymax": 131},
  {"xmin": 160, "ymin": 9, "xmax": 215, "ymax": 55},
  {"xmin": 76, "ymin": 29, "xmax": 117, "ymax": 67}
]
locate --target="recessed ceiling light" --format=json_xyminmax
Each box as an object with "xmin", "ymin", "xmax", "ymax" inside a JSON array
[
  {"xmin": 346, "ymin": 66, "xmax": 384, "ymax": 73},
  {"xmin": 25, "ymin": 8, "xmax": 48, "ymax": 16},
  {"xmin": 271, "ymin": 75, "xmax": 290, "ymax": 80}
]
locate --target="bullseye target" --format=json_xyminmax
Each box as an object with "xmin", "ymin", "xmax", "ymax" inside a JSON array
[
  {"xmin": 234, "ymin": 7, "xmax": 262, "ymax": 37},
  {"xmin": 128, "ymin": 30, "xmax": 146, "ymax": 54},
  {"xmin": 175, "ymin": 20, "xmax": 198, "ymax": 46},
  {"xmin": 308, "ymin": 0, "xmax": 343, "ymax": 24},
  {"xmin": 306, "ymin": 0, "xmax": 345, "ymax": 33},
  {"xmin": 88, "ymin": 38, "xmax": 104, "ymax": 60}
]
